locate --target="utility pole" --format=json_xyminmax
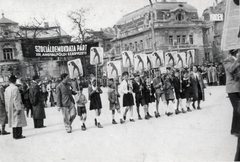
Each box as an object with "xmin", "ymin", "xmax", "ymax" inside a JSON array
[{"xmin": 149, "ymin": 0, "xmax": 157, "ymax": 51}]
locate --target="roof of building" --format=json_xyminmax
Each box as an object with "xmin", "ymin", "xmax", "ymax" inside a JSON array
[
  {"xmin": 89, "ymin": 31, "xmax": 115, "ymax": 40},
  {"xmin": 116, "ymin": 2, "xmax": 198, "ymax": 25},
  {"xmin": 19, "ymin": 26, "xmax": 70, "ymax": 39},
  {"xmin": 0, "ymin": 13, "xmax": 18, "ymax": 24}
]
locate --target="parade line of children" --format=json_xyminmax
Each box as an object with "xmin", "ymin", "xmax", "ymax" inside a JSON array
[{"xmin": 75, "ymin": 65, "xmax": 205, "ymax": 131}]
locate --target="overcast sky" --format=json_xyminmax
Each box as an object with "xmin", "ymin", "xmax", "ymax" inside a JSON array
[{"xmin": 0, "ymin": 0, "xmax": 215, "ymax": 36}]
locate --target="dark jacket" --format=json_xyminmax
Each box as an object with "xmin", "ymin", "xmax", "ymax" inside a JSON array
[
  {"xmin": 56, "ymin": 82, "xmax": 76, "ymax": 107},
  {"xmin": 29, "ymin": 81, "xmax": 46, "ymax": 119}
]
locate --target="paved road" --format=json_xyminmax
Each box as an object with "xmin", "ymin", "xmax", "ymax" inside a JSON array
[{"xmin": 0, "ymin": 86, "xmax": 237, "ymax": 162}]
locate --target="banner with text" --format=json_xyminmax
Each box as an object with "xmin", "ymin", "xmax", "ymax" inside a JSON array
[{"xmin": 26, "ymin": 43, "xmax": 89, "ymax": 57}]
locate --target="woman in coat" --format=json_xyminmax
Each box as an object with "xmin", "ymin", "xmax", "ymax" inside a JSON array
[
  {"xmin": 4, "ymin": 75, "xmax": 27, "ymax": 139},
  {"xmin": 190, "ymin": 65, "xmax": 206, "ymax": 110}
]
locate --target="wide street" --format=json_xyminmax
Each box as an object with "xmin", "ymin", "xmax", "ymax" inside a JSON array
[{"xmin": 0, "ymin": 85, "xmax": 237, "ymax": 162}]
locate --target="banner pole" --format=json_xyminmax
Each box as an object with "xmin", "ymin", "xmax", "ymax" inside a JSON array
[{"xmin": 96, "ymin": 64, "xmax": 98, "ymax": 87}]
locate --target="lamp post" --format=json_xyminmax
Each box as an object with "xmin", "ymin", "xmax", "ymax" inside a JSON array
[{"xmin": 149, "ymin": 0, "xmax": 157, "ymax": 51}]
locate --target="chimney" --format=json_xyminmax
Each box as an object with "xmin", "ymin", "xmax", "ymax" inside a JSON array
[{"xmin": 44, "ymin": 22, "xmax": 49, "ymax": 28}]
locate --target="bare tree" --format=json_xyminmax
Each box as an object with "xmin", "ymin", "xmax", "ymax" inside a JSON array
[{"xmin": 68, "ymin": 8, "xmax": 92, "ymax": 43}]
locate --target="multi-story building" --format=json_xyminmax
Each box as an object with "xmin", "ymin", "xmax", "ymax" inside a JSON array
[
  {"xmin": 202, "ymin": 0, "xmax": 227, "ymax": 62},
  {"xmin": 112, "ymin": 0, "xmax": 207, "ymax": 65},
  {"xmin": 0, "ymin": 13, "xmax": 23, "ymax": 83}
]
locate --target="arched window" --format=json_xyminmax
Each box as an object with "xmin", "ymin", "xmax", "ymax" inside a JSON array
[
  {"xmin": 3, "ymin": 48, "xmax": 13, "ymax": 60},
  {"xmin": 176, "ymin": 13, "xmax": 184, "ymax": 21}
]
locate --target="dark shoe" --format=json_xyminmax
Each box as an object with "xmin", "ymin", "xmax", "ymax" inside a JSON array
[
  {"xmin": 123, "ymin": 115, "xmax": 126, "ymax": 121},
  {"xmin": 192, "ymin": 103, "xmax": 196, "ymax": 109},
  {"xmin": 81, "ymin": 124, "xmax": 86, "ymax": 131},
  {"xmin": 175, "ymin": 109, "xmax": 181, "ymax": 115},
  {"xmin": 97, "ymin": 123, "xmax": 103, "ymax": 128},
  {"xmin": 145, "ymin": 115, "xmax": 149, "ymax": 120},
  {"xmin": 154, "ymin": 111, "xmax": 158, "ymax": 118},
  {"xmin": 120, "ymin": 119, "xmax": 125, "ymax": 124},
  {"xmin": 197, "ymin": 106, "xmax": 201, "ymax": 110},
  {"xmin": 1, "ymin": 130, "xmax": 10, "ymax": 135},
  {"xmin": 169, "ymin": 112, "xmax": 173, "ymax": 116},
  {"xmin": 94, "ymin": 118, "xmax": 97, "ymax": 126},
  {"xmin": 15, "ymin": 135, "xmax": 26, "ymax": 139},
  {"xmin": 231, "ymin": 132, "xmax": 239, "ymax": 137},
  {"xmin": 39, "ymin": 126, "xmax": 46, "ymax": 128},
  {"xmin": 112, "ymin": 119, "xmax": 118, "ymax": 124},
  {"xmin": 157, "ymin": 113, "xmax": 161, "ymax": 118},
  {"xmin": 138, "ymin": 115, "xmax": 142, "ymax": 120},
  {"xmin": 147, "ymin": 113, "xmax": 152, "ymax": 118},
  {"xmin": 187, "ymin": 107, "xmax": 192, "ymax": 112},
  {"xmin": 182, "ymin": 109, "xmax": 186, "ymax": 113},
  {"xmin": 165, "ymin": 112, "xmax": 170, "ymax": 116},
  {"xmin": 129, "ymin": 119, "xmax": 135, "ymax": 122}
]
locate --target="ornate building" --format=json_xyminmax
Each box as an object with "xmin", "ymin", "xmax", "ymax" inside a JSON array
[
  {"xmin": 0, "ymin": 13, "xmax": 23, "ymax": 84},
  {"xmin": 112, "ymin": 0, "xmax": 207, "ymax": 65}
]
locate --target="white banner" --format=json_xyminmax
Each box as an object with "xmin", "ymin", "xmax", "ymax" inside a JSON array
[
  {"xmin": 122, "ymin": 51, "xmax": 134, "ymax": 67},
  {"xmin": 221, "ymin": 0, "xmax": 240, "ymax": 51},
  {"xmin": 90, "ymin": 47, "xmax": 104, "ymax": 65},
  {"xmin": 210, "ymin": 14, "xmax": 224, "ymax": 21},
  {"xmin": 67, "ymin": 58, "xmax": 83, "ymax": 79},
  {"xmin": 107, "ymin": 60, "xmax": 122, "ymax": 78},
  {"xmin": 151, "ymin": 50, "xmax": 164, "ymax": 68},
  {"xmin": 134, "ymin": 54, "xmax": 147, "ymax": 72}
]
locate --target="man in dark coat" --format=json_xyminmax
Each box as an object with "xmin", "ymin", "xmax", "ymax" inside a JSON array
[
  {"xmin": 190, "ymin": 65, "xmax": 206, "ymax": 110},
  {"xmin": 29, "ymin": 75, "xmax": 46, "ymax": 128}
]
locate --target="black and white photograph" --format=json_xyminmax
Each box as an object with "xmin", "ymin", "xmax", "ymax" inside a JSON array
[{"xmin": 0, "ymin": 0, "xmax": 240, "ymax": 161}]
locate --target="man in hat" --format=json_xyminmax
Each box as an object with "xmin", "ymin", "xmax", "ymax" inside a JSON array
[
  {"xmin": 223, "ymin": 49, "xmax": 240, "ymax": 136},
  {"xmin": 56, "ymin": 73, "xmax": 77, "ymax": 133},
  {"xmin": 4, "ymin": 75, "xmax": 27, "ymax": 139},
  {"xmin": 29, "ymin": 75, "xmax": 46, "ymax": 128}
]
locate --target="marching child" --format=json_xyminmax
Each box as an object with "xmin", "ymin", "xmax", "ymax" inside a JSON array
[
  {"xmin": 88, "ymin": 77, "xmax": 103, "ymax": 128},
  {"xmin": 76, "ymin": 86, "xmax": 87, "ymax": 131},
  {"xmin": 120, "ymin": 71, "xmax": 135, "ymax": 122},
  {"xmin": 108, "ymin": 78, "xmax": 125, "ymax": 124}
]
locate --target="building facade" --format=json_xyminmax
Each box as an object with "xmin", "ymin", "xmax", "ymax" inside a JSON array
[
  {"xmin": 0, "ymin": 13, "xmax": 23, "ymax": 83},
  {"xmin": 112, "ymin": 1, "xmax": 207, "ymax": 66},
  {"xmin": 202, "ymin": 0, "xmax": 227, "ymax": 62}
]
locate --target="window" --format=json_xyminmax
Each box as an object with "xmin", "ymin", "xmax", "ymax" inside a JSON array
[
  {"xmin": 182, "ymin": 35, "xmax": 186, "ymax": 44},
  {"xmin": 135, "ymin": 42, "xmax": 138, "ymax": 51},
  {"xmin": 124, "ymin": 44, "xmax": 129, "ymax": 50},
  {"xmin": 169, "ymin": 36, "xmax": 173, "ymax": 45},
  {"xmin": 3, "ymin": 48, "xmax": 13, "ymax": 60},
  {"xmin": 140, "ymin": 40, "xmax": 143, "ymax": 50},
  {"xmin": 176, "ymin": 13, "xmax": 184, "ymax": 21},
  {"xmin": 148, "ymin": 38, "xmax": 152, "ymax": 48},
  {"xmin": 189, "ymin": 35, "xmax": 194, "ymax": 44},
  {"xmin": 129, "ymin": 43, "xmax": 133, "ymax": 51},
  {"xmin": 177, "ymin": 35, "xmax": 181, "ymax": 44}
]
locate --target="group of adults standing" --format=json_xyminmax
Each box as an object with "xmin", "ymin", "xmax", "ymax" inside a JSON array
[{"xmin": 0, "ymin": 74, "xmax": 47, "ymax": 139}]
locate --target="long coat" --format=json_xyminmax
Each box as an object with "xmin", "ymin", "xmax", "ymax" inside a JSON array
[
  {"xmin": 207, "ymin": 66, "xmax": 218, "ymax": 83},
  {"xmin": 190, "ymin": 72, "xmax": 206, "ymax": 101},
  {"xmin": 29, "ymin": 81, "xmax": 46, "ymax": 119},
  {"xmin": 0, "ymin": 85, "xmax": 7, "ymax": 125},
  {"xmin": 223, "ymin": 56, "xmax": 240, "ymax": 93},
  {"xmin": 4, "ymin": 83, "xmax": 27, "ymax": 128}
]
